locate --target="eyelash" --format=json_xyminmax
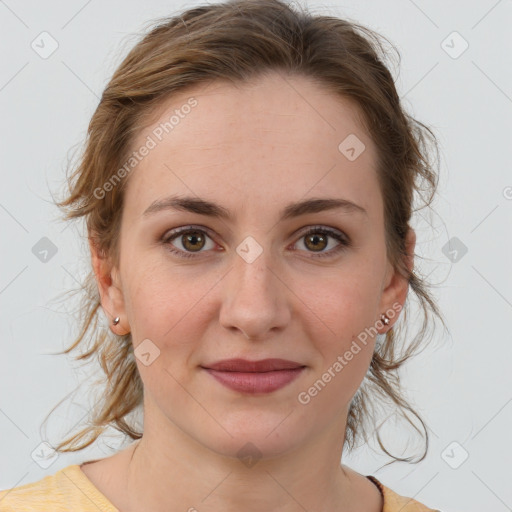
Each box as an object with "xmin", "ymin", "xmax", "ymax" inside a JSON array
[{"xmin": 162, "ymin": 225, "xmax": 351, "ymax": 260}]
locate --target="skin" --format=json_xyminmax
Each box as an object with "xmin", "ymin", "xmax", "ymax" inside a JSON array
[{"xmin": 85, "ymin": 71, "xmax": 415, "ymax": 512}]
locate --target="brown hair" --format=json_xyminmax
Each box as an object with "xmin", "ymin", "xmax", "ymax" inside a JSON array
[{"xmin": 49, "ymin": 0, "xmax": 447, "ymax": 464}]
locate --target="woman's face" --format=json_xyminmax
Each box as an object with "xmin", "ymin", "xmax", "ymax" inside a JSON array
[{"xmin": 94, "ymin": 72, "xmax": 412, "ymax": 458}]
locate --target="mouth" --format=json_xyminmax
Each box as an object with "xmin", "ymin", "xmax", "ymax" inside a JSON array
[{"xmin": 200, "ymin": 358, "xmax": 306, "ymax": 394}]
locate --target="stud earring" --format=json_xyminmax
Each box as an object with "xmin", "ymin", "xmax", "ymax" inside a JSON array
[
  {"xmin": 112, "ymin": 316, "xmax": 120, "ymax": 326},
  {"xmin": 380, "ymin": 313, "xmax": 390, "ymax": 325}
]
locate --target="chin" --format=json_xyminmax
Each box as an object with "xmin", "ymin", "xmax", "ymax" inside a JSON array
[{"xmin": 197, "ymin": 419, "xmax": 307, "ymax": 463}]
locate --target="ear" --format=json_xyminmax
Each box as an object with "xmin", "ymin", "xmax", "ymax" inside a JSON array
[
  {"xmin": 89, "ymin": 236, "xmax": 130, "ymax": 336},
  {"xmin": 377, "ymin": 227, "xmax": 416, "ymax": 333}
]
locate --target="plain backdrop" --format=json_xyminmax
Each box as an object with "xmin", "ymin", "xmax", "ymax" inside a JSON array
[{"xmin": 1, "ymin": 1, "xmax": 511, "ymax": 511}]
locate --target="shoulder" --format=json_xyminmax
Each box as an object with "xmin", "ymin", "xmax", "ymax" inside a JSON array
[
  {"xmin": 367, "ymin": 476, "xmax": 443, "ymax": 512},
  {"xmin": 0, "ymin": 465, "xmax": 118, "ymax": 512}
]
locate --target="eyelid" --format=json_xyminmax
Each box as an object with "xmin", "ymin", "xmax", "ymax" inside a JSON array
[{"xmin": 162, "ymin": 224, "xmax": 217, "ymax": 242}]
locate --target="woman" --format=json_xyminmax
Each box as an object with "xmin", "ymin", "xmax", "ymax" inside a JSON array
[{"xmin": 0, "ymin": 0, "xmax": 447, "ymax": 510}]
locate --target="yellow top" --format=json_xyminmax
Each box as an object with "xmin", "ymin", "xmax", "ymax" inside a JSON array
[{"xmin": 0, "ymin": 464, "xmax": 441, "ymax": 511}]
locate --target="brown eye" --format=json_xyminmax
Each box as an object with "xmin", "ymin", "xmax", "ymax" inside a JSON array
[
  {"xmin": 181, "ymin": 231, "xmax": 206, "ymax": 252},
  {"xmin": 294, "ymin": 227, "xmax": 350, "ymax": 259},
  {"xmin": 163, "ymin": 227, "xmax": 216, "ymax": 259},
  {"xmin": 163, "ymin": 225, "xmax": 350, "ymax": 260},
  {"xmin": 304, "ymin": 232, "xmax": 328, "ymax": 252}
]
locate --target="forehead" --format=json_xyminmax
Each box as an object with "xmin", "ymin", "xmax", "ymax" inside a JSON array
[{"xmin": 123, "ymin": 72, "xmax": 382, "ymax": 223}]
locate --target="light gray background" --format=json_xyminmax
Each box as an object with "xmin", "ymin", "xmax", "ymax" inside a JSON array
[{"xmin": 1, "ymin": 1, "xmax": 511, "ymax": 511}]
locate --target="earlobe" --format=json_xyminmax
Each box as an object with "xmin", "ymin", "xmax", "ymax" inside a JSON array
[{"xmin": 88, "ymin": 236, "xmax": 130, "ymax": 336}]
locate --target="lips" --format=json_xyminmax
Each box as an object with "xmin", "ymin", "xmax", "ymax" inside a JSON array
[
  {"xmin": 201, "ymin": 358, "xmax": 306, "ymax": 394},
  {"xmin": 202, "ymin": 358, "xmax": 305, "ymax": 372}
]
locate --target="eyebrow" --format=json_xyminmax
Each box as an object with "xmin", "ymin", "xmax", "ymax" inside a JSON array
[{"xmin": 142, "ymin": 195, "xmax": 368, "ymax": 221}]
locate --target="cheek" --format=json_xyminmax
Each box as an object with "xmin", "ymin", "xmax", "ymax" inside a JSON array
[
  {"xmin": 122, "ymin": 260, "xmax": 225, "ymax": 391},
  {"xmin": 295, "ymin": 264, "xmax": 382, "ymax": 393},
  {"xmin": 123, "ymin": 255, "xmax": 220, "ymax": 339},
  {"xmin": 298, "ymin": 285, "xmax": 377, "ymax": 414},
  {"xmin": 298, "ymin": 263, "xmax": 383, "ymax": 344},
  {"xmin": 124, "ymin": 266, "xmax": 208, "ymax": 395}
]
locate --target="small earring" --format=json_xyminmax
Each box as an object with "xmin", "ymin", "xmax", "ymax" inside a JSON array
[
  {"xmin": 380, "ymin": 313, "xmax": 390, "ymax": 326},
  {"xmin": 112, "ymin": 316, "xmax": 120, "ymax": 326}
]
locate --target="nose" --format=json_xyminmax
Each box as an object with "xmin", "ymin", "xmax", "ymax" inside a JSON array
[{"xmin": 218, "ymin": 240, "xmax": 291, "ymax": 341}]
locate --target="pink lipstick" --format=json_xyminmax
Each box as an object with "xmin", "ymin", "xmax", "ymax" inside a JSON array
[{"xmin": 201, "ymin": 358, "xmax": 306, "ymax": 394}]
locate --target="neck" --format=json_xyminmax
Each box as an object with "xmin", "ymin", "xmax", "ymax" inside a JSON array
[{"xmin": 116, "ymin": 401, "xmax": 365, "ymax": 512}]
